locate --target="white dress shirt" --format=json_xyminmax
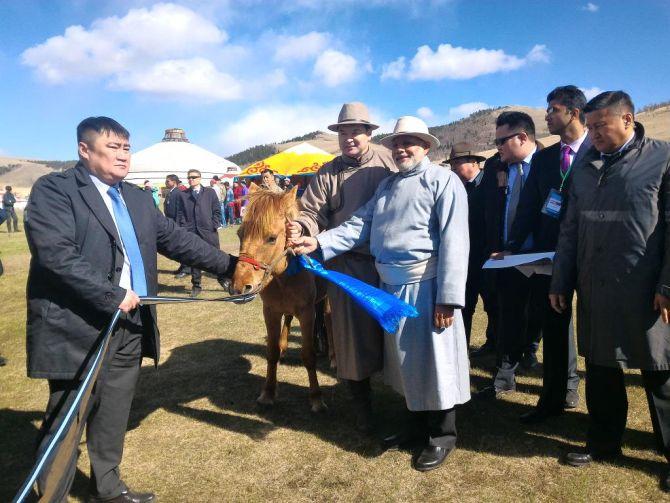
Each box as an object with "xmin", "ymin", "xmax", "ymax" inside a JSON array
[
  {"xmin": 88, "ymin": 173, "xmax": 132, "ymax": 290},
  {"xmin": 560, "ymin": 130, "xmax": 588, "ymax": 167}
]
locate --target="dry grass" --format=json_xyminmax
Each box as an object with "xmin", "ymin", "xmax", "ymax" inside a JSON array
[{"xmin": 0, "ymin": 220, "xmax": 668, "ymax": 502}]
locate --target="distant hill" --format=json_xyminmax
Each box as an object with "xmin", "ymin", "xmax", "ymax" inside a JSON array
[{"xmin": 3, "ymin": 103, "xmax": 668, "ymax": 193}]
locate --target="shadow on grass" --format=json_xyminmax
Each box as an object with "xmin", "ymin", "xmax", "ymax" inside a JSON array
[{"xmin": 123, "ymin": 336, "xmax": 667, "ymax": 476}]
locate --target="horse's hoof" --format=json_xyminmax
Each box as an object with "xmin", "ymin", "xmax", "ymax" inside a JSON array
[
  {"xmin": 257, "ymin": 393, "xmax": 275, "ymax": 406},
  {"xmin": 310, "ymin": 400, "xmax": 328, "ymax": 413}
]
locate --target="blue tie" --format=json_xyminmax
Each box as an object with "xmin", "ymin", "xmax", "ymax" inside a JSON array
[{"xmin": 107, "ymin": 185, "xmax": 147, "ymax": 296}]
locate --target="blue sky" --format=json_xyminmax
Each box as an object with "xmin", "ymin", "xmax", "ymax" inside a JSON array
[{"xmin": 1, "ymin": 0, "xmax": 669, "ymax": 160}]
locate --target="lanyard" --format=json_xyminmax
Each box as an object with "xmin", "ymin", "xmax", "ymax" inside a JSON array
[{"xmin": 559, "ymin": 157, "xmax": 573, "ymax": 193}]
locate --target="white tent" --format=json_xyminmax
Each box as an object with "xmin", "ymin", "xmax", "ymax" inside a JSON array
[{"xmin": 126, "ymin": 129, "xmax": 240, "ymax": 187}]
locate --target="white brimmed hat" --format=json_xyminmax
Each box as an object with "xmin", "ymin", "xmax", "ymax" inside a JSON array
[{"xmin": 380, "ymin": 116, "xmax": 440, "ymax": 149}]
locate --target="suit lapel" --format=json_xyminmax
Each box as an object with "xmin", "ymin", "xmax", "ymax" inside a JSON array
[
  {"xmin": 76, "ymin": 165, "xmax": 122, "ymax": 250},
  {"xmin": 573, "ymin": 135, "xmax": 592, "ymax": 167}
]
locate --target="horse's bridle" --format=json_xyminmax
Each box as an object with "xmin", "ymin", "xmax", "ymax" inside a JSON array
[{"xmin": 237, "ymin": 246, "xmax": 294, "ymax": 290}]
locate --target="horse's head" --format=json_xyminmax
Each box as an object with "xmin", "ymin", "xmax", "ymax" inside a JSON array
[{"xmin": 232, "ymin": 184, "xmax": 299, "ymax": 294}]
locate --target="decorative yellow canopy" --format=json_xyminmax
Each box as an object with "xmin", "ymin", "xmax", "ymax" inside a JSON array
[{"xmin": 240, "ymin": 142, "xmax": 335, "ymax": 176}]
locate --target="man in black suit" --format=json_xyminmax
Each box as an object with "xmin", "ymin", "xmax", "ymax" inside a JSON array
[
  {"xmin": 445, "ymin": 143, "xmax": 498, "ymax": 350},
  {"xmin": 25, "ymin": 117, "xmax": 236, "ymax": 502},
  {"xmin": 507, "ymin": 85, "xmax": 590, "ymax": 422},
  {"xmin": 177, "ymin": 169, "xmax": 222, "ymax": 297},
  {"xmin": 478, "ymin": 112, "xmax": 545, "ymax": 397},
  {"xmin": 164, "ymin": 174, "xmax": 190, "ymax": 278}
]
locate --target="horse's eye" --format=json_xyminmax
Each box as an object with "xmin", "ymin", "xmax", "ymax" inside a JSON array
[{"xmin": 267, "ymin": 235, "xmax": 277, "ymax": 244}]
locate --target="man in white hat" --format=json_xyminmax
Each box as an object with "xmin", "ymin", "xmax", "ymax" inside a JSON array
[
  {"xmin": 291, "ymin": 116, "xmax": 471, "ymax": 472},
  {"xmin": 286, "ymin": 102, "xmax": 395, "ymax": 433}
]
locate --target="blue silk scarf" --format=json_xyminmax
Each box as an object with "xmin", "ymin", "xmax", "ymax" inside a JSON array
[{"xmin": 290, "ymin": 255, "xmax": 418, "ymax": 333}]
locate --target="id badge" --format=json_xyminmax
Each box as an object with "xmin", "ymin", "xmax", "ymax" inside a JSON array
[{"xmin": 541, "ymin": 188, "xmax": 563, "ymax": 219}]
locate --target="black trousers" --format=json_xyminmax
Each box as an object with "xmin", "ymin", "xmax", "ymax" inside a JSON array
[
  {"xmin": 408, "ymin": 408, "xmax": 457, "ymax": 449},
  {"xmin": 463, "ymin": 268, "xmax": 498, "ymax": 348},
  {"xmin": 36, "ymin": 312, "xmax": 144, "ymax": 501},
  {"xmin": 529, "ymin": 275, "xmax": 579, "ymax": 412},
  {"xmin": 494, "ymin": 268, "xmax": 538, "ymax": 389},
  {"xmin": 6, "ymin": 207, "xmax": 18, "ymax": 232},
  {"xmin": 585, "ymin": 362, "xmax": 670, "ymax": 461}
]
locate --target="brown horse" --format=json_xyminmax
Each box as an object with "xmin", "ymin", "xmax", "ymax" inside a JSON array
[{"xmin": 232, "ymin": 185, "xmax": 327, "ymax": 412}]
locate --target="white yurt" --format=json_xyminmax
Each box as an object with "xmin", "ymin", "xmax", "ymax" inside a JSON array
[{"xmin": 126, "ymin": 128, "xmax": 241, "ymax": 187}]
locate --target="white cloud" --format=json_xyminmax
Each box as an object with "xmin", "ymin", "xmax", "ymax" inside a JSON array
[
  {"xmin": 111, "ymin": 58, "xmax": 242, "ymax": 101},
  {"xmin": 446, "ymin": 102, "xmax": 490, "ymax": 122},
  {"xmin": 582, "ymin": 2, "xmax": 599, "ymax": 12},
  {"xmin": 383, "ymin": 43, "xmax": 550, "ymax": 81},
  {"xmin": 218, "ymin": 103, "xmax": 342, "ymax": 154},
  {"xmin": 381, "ymin": 57, "xmax": 406, "ymax": 80},
  {"xmin": 22, "ymin": 3, "xmax": 226, "ymax": 84},
  {"xmin": 313, "ymin": 50, "xmax": 358, "ymax": 87},
  {"xmin": 581, "ymin": 86, "xmax": 603, "ymax": 100},
  {"xmin": 273, "ymin": 31, "xmax": 330, "ymax": 62},
  {"xmin": 417, "ymin": 107, "xmax": 434, "ymax": 120}
]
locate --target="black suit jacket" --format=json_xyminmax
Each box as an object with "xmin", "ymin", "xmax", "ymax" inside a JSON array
[
  {"xmin": 508, "ymin": 136, "xmax": 591, "ymax": 253},
  {"xmin": 164, "ymin": 187, "xmax": 182, "ymax": 221},
  {"xmin": 25, "ymin": 164, "xmax": 233, "ymax": 379},
  {"xmin": 481, "ymin": 142, "xmax": 546, "ymax": 255},
  {"xmin": 464, "ymin": 169, "xmax": 488, "ymax": 271},
  {"xmin": 177, "ymin": 186, "xmax": 221, "ymax": 247}
]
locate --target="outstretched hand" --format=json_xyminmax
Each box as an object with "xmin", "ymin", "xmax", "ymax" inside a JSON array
[{"xmin": 291, "ymin": 236, "xmax": 319, "ymax": 256}]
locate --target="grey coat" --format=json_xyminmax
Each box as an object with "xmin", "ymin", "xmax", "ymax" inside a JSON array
[{"xmin": 550, "ymin": 123, "xmax": 670, "ymax": 370}]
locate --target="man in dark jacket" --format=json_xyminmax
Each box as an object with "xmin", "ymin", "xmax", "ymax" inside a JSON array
[
  {"xmin": 25, "ymin": 117, "xmax": 237, "ymax": 502},
  {"xmin": 164, "ymin": 174, "xmax": 190, "ymax": 278},
  {"xmin": 507, "ymin": 85, "xmax": 589, "ymax": 423},
  {"xmin": 550, "ymin": 91, "xmax": 670, "ymax": 491},
  {"xmin": 177, "ymin": 168, "xmax": 222, "ymax": 297},
  {"xmin": 478, "ymin": 112, "xmax": 544, "ymax": 398},
  {"xmin": 2, "ymin": 185, "xmax": 19, "ymax": 232},
  {"xmin": 445, "ymin": 143, "xmax": 497, "ymax": 350}
]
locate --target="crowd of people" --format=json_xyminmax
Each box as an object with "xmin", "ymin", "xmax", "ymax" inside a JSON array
[{"xmin": 18, "ymin": 85, "xmax": 670, "ymax": 501}]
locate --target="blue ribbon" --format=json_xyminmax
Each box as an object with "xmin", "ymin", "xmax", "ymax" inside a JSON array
[{"xmin": 290, "ymin": 255, "xmax": 418, "ymax": 333}]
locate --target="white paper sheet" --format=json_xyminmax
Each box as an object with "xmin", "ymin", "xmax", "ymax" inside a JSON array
[{"xmin": 482, "ymin": 252, "xmax": 555, "ymax": 277}]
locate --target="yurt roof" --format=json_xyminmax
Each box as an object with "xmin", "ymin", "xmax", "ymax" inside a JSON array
[{"xmin": 126, "ymin": 128, "xmax": 240, "ymax": 185}]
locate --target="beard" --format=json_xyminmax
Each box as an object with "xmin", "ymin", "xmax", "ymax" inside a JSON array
[{"xmin": 395, "ymin": 156, "xmax": 420, "ymax": 172}]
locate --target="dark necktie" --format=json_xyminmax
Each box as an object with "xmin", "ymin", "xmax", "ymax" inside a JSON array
[
  {"xmin": 506, "ymin": 163, "xmax": 524, "ymax": 243},
  {"xmin": 107, "ymin": 186, "xmax": 147, "ymax": 296}
]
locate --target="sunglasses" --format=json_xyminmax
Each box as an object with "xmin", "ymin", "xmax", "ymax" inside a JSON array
[
  {"xmin": 494, "ymin": 132, "xmax": 523, "ymax": 147},
  {"xmin": 187, "ymin": 175, "xmax": 201, "ymax": 180}
]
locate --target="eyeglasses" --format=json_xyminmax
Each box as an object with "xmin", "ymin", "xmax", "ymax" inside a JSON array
[
  {"xmin": 494, "ymin": 132, "xmax": 522, "ymax": 147},
  {"xmin": 187, "ymin": 175, "xmax": 201, "ymax": 180}
]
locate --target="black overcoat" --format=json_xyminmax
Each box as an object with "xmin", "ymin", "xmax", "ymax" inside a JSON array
[
  {"xmin": 177, "ymin": 186, "xmax": 221, "ymax": 247},
  {"xmin": 25, "ymin": 163, "xmax": 232, "ymax": 379},
  {"xmin": 551, "ymin": 124, "xmax": 670, "ymax": 370}
]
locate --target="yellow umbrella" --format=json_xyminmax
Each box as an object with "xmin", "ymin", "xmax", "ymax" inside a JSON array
[{"xmin": 240, "ymin": 142, "xmax": 335, "ymax": 176}]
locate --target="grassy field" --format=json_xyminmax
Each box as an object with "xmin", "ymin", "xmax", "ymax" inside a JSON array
[{"xmin": 0, "ymin": 218, "xmax": 668, "ymax": 502}]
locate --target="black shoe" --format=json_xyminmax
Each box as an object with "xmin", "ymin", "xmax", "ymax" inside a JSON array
[
  {"xmin": 564, "ymin": 389, "xmax": 580, "ymax": 409},
  {"xmin": 88, "ymin": 489, "xmax": 156, "ymax": 503},
  {"xmin": 663, "ymin": 469, "xmax": 670, "ymax": 492},
  {"xmin": 564, "ymin": 450, "xmax": 621, "ymax": 467},
  {"xmin": 520, "ymin": 352, "xmax": 539, "ymax": 370},
  {"xmin": 519, "ymin": 408, "xmax": 561, "ymax": 425},
  {"xmin": 0, "ymin": 356, "xmax": 6, "ymax": 367},
  {"xmin": 413, "ymin": 445, "xmax": 450, "ymax": 472},
  {"xmin": 190, "ymin": 286, "xmax": 202, "ymax": 298},
  {"xmin": 469, "ymin": 342, "xmax": 495, "ymax": 358},
  {"xmin": 476, "ymin": 385, "xmax": 515, "ymax": 400}
]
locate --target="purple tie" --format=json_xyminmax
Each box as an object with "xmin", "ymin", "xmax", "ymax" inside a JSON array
[{"xmin": 560, "ymin": 144, "xmax": 572, "ymax": 175}]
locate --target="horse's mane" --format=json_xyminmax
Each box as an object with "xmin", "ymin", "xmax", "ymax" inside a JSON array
[{"xmin": 240, "ymin": 189, "xmax": 298, "ymax": 239}]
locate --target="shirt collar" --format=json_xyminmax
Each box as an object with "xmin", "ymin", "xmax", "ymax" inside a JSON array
[
  {"xmin": 561, "ymin": 130, "xmax": 588, "ymax": 153},
  {"xmin": 88, "ymin": 171, "xmax": 116, "ymax": 192},
  {"xmin": 520, "ymin": 146, "xmax": 536, "ymax": 166}
]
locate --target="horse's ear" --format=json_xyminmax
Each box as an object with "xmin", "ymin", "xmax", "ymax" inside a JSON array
[
  {"xmin": 248, "ymin": 182, "xmax": 260, "ymax": 194},
  {"xmin": 283, "ymin": 185, "xmax": 298, "ymax": 201}
]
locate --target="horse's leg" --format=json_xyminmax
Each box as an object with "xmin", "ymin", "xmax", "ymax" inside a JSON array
[
  {"xmin": 279, "ymin": 314, "xmax": 292, "ymax": 358},
  {"xmin": 323, "ymin": 297, "xmax": 336, "ymax": 369},
  {"xmin": 297, "ymin": 306, "xmax": 327, "ymax": 412},
  {"xmin": 258, "ymin": 306, "xmax": 282, "ymax": 406}
]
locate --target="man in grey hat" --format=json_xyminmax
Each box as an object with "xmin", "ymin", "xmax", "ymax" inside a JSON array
[
  {"xmin": 291, "ymin": 116, "xmax": 471, "ymax": 472},
  {"xmin": 286, "ymin": 102, "xmax": 395, "ymax": 433},
  {"xmin": 443, "ymin": 144, "xmax": 497, "ymax": 353}
]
